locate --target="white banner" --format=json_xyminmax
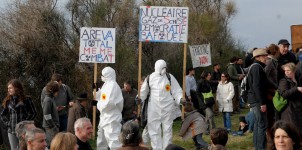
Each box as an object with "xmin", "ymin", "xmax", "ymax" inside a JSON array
[
  {"xmin": 79, "ymin": 27, "xmax": 115, "ymax": 63},
  {"xmin": 189, "ymin": 44, "xmax": 211, "ymax": 68},
  {"xmin": 139, "ymin": 6, "xmax": 189, "ymax": 43}
]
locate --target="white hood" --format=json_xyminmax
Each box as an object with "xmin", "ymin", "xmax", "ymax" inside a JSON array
[
  {"xmin": 102, "ymin": 67, "xmax": 116, "ymax": 82},
  {"xmin": 154, "ymin": 59, "xmax": 167, "ymax": 75}
]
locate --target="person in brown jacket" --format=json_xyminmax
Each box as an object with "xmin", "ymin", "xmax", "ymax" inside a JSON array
[
  {"xmin": 67, "ymin": 93, "xmax": 88, "ymax": 134},
  {"xmin": 179, "ymin": 102, "xmax": 208, "ymax": 150}
]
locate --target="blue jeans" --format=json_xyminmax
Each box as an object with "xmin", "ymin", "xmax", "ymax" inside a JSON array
[
  {"xmin": 251, "ymin": 104, "xmax": 267, "ymax": 150},
  {"xmin": 8, "ymin": 133, "xmax": 18, "ymax": 150},
  {"xmin": 193, "ymin": 133, "xmax": 208, "ymax": 149},
  {"xmin": 240, "ymin": 97, "xmax": 245, "ymax": 108},
  {"xmin": 59, "ymin": 114, "xmax": 68, "ymax": 132},
  {"xmin": 246, "ymin": 111, "xmax": 254, "ymax": 131},
  {"xmin": 223, "ymin": 112, "xmax": 231, "ymax": 131}
]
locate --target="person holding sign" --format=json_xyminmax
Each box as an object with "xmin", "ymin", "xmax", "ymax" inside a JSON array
[
  {"xmin": 140, "ymin": 59, "xmax": 183, "ymax": 150},
  {"xmin": 96, "ymin": 67, "xmax": 123, "ymax": 150}
]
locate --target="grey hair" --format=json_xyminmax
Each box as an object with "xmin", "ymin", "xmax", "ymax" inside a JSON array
[
  {"xmin": 74, "ymin": 117, "xmax": 91, "ymax": 131},
  {"xmin": 25, "ymin": 128, "xmax": 45, "ymax": 142},
  {"xmin": 120, "ymin": 120, "xmax": 141, "ymax": 146},
  {"xmin": 15, "ymin": 120, "xmax": 35, "ymax": 139}
]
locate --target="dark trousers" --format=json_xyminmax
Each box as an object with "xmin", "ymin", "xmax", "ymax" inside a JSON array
[
  {"xmin": 59, "ymin": 114, "xmax": 68, "ymax": 132},
  {"xmin": 232, "ymin": 85, "xmax": 240, "ymax": 112},
  {"xmin": 266, "ymin": 99, "xmax": 275, "ymax": 137},
  {"xmin": 0, "ymin": 121, "xmax": 10, "ymax": 150},
  {"xmin": 45, "ymin": 127, "xmax": 59, "ymax": 148}
]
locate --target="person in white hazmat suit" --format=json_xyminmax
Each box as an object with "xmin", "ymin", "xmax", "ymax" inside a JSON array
[
  {"xmin": 96, "ymin": 67, "xmax": 123, "ymax": 150},
  {"xmin": 140, "ymin": 59, "xmax": 183, "ymax": 150}
]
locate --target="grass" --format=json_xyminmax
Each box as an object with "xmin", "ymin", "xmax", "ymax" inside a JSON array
[
  {"xmin": 88, "ymin": 108, "xmax": 254, "ymax": 150},
  {"xmin": 172, "ymin": 108, "xmax": 254, "ymax": 150}
]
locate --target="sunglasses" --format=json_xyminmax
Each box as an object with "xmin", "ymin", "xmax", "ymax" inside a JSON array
[{"xmin": 221, "ymin": 76, "xmax": 226, "ymax": 77}]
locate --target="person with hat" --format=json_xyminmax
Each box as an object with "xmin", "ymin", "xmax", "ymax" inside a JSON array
[
  {"xmin": 247, "ymin": 48, "xmax": 269, "ymax": 149},
  {"xmin": 232, "ymin": 116, "xmax": 249, "ymax": 136},
  {"xmin": 238, "ymin": 116, "xmax": 248, "ymax": 134},
  {"xmin": 277, "ymin": 39, "xmax": 297, "ymax": 81},
  {"xmin": 67, "ymin": 93, "xmax": 88, "ymax": 134}
]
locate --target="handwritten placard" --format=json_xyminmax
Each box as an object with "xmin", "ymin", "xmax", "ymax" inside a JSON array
[
  {"xmin": 139, "ymin": 6, "xmax": 189, "ymax": 43},
  {"xmin": 79, "ymin": 27, "xmax": 115, "ymax": 63},
  {"xmin": 189, "ymin": 44, "xmax": 211, "ymax": 68}
]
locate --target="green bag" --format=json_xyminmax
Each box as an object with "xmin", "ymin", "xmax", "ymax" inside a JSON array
[
  {"xmin": 202, "ymin": 91, "xmax": 214, "ymax": 105},
  {"xmin": 273, "ymin": 91, "xmax": 287, "ymax": 112}
]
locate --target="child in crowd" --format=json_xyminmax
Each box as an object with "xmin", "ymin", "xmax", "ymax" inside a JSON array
[
  {"xmin": 179, "ymin": 102, "xmax": 208, "ymax": 150},
  {"xmin": 216, "ymin": 73, "xmax": 234, "ymax": 132},
  {"xmin": 237, "ymin": 116, "xmax": 248, "ymax": 135},
  {"xmin": 232, "ymin": 112, "xmax": 254, "ymax": 136}
]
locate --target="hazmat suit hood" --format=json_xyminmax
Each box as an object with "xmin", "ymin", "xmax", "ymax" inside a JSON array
[
  {"xmin": 101, "ymin": 67, "xmax": 116, "ymax": 82},
  {"xmin": 97, "ymin": 66, "xmax": 123, "ymax": 149},
  {"xmin": 140, "ymin": 59, "xmax": 183, "ymax": 150},
  {"xmin": 154, "ymin": 59, "xmax": 167, "ymax": 75}
]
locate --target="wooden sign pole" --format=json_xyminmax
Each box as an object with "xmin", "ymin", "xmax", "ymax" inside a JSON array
[
  {"xmin": 92, "ymin": 63, "xmax": 97, "ymax": 139},
  {"xmin": 182, "ymin": 43, "xmax": 187, "ymax": 120},
  {"xmin": 137, "ymin": 41, "xmax": 142, "ymax": 115}
]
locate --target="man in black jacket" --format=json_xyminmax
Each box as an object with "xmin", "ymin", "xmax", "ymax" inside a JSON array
[
  {"xmin": 75, "ymin": 118, "xmax": 93, "ymax": 150},
  {"xmin": 277, "ymin": 39, "xmax": 297, "ymax": 81},
  {"xmin": 247, "ymin": 48, "xmax": 268, "ymax": 150}
]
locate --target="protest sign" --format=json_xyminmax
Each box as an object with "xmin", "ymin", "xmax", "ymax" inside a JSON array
[
  {"xmin": 189, "ymin": 44, "xmax": 211, "ymax": 68},
  {"xmin": 79, "ymin": 27, "xmax": 115, "ymax": 63},
  {"xmin": 139, "ymin": 6, "xmax": 189, "ymax": 43}
]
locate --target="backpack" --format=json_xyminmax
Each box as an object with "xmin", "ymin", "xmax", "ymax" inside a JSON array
[
  {"xmin": 140, "ymin": 73, "xmax": 172, "ymax": 128},
  {"xmin": 240, "ymin": 63, "xmax": 260, "ymax": 102}
]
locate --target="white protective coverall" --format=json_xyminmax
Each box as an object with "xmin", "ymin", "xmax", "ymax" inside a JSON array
[
  {"xmin": 140, "ymin": 59, "xmax": 183, "ymax": 150},
  {"xmin": 96, "ymin": 67, "xmax": 123, "ymax": 150}
]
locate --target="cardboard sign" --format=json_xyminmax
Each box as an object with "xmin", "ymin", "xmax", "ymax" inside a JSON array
[
  {"xmin": 139, "ymin": 6, "xmax": 189, "ymax": 43},
  {"xmin": 79, "ymin": 27, "xmax": 115, "ymax": 63},
  {"xmin": 189, "ymin": 44, "xmax": 211, "ymax": 68}
]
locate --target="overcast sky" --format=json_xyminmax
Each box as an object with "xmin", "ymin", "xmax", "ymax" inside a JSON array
[
  {"xmin": 1, "ymin": 0, "xmax": 301, "ymax": 50},
  {"xmin": 230, "ymin": 0, "xmax": 302, "ymax": 50}
]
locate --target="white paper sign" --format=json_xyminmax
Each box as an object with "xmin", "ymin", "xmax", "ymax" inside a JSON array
[
  {"xmin": 139, "ymin": 6, "xmax": 189, "ymax": 43},
  {"xmin": 79, "ymin": 27, "xmax": 115, "ymax": 63},
  {"xmin": 189, "ymin": 44, "xmax": 211, "ymax": 68}
]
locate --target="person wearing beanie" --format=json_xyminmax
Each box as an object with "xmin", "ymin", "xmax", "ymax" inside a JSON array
[
  {"xmin": 238, "ymin": 116, "xmax": 248, "ymax": 134},
  {"xmin": 277, "ymin": 39, "xmax": 297, "ymax": 81}
]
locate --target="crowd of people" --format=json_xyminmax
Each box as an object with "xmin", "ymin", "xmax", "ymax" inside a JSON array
[
  {"xmin": 0, "ymin": 73, "xmax": 94, "ymax": 150},
  {"xmin": 183, "ymin": 39, "xmax": 302, "ymax": 150},
  {"xmin": 1, "ymin": 38, "xmax": 302, "ymax": 150}
]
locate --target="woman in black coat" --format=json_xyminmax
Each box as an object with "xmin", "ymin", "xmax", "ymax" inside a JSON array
[
  {"xmin": 278, "ymin": 63, "xmax": 302, "ymax": 135},
  {"xmin": 196, "ymin": 71, "xmax": 216, "ymax": 132}
]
